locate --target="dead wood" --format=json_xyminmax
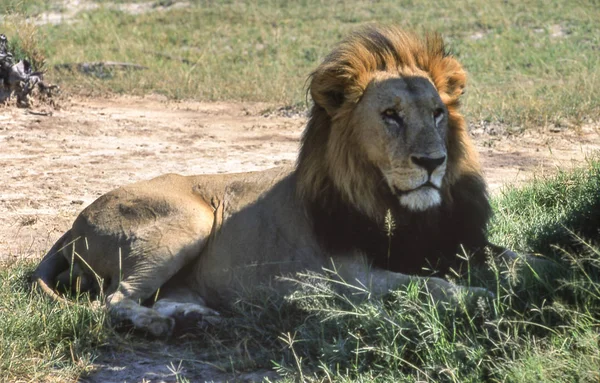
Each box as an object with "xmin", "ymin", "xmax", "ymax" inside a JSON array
[
  {"xmin": 0, "ymin": 33, "xmax": 57, "ymax": 107},
  {"xmin": 54, "ymin": 61, "xmax": 148, "ymax": 78}
]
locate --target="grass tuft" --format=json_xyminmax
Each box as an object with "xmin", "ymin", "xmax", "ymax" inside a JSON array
[
  {"xmin": 0, "ymin": 262, "xmax": 109, "ymax": 381},
  {"xmin": 490, "ymin": 158, "xmax": 600, "ymax": 256},
  {"xmin": 1, "ymin": 14, "xmax": 47, "ymax": 72}
]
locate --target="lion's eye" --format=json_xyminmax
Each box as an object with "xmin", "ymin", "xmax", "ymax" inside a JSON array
[
  {"xmin": 383, "ymin": 109, "xmax": 396, "ymax": 117},
  {"xmin": 382, "ymin": 109, "xmax": 404, "ymax": 135},
  {"xmin": 382, "ymin": 109, "xmax": 402, "ymax": 125},
  {"xmin": 433, "ymin": 108, "xmax": 445, "ymax": 126}
]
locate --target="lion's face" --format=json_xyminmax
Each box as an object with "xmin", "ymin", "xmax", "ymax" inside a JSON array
[
  {"xmin": 300, "ymin": 27, "xmax": 477, "ymax": 221},
  {"xmin": 352, "ymin": 73, "xmax": 448, "ymax": 212}
]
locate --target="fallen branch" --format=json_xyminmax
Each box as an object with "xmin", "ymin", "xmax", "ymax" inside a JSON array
[{"xmin": 54, "ymin": 61, "xmax": 147, "ymax": 78}]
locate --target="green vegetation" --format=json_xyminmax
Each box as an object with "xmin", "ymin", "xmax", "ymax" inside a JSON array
[
  {"xmin": 2, "ymin": 0, "xmax": 599, "ymax": 127},
  {"xmin": 0, "ymin": 264, "xmax": 109, "ymax": 381},
  {"xmin": 1, "ymin": 160, "xmax": 599, "ymax": 382},
  {"xmin": 0, "ymin": 0, "xmax": 54, "ymax": 16},
  {"xmin": 490, "ymin": 159, "xmax": 600, "ymax": 255}
]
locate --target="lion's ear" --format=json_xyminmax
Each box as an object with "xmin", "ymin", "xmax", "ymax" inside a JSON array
[
  {"xmin": 309, "ymin": 67, "xmax": 347, "ymax": 116},
  {"xmin": 435, "ymin": 56, "xmax": 467, "ymax": 102}
]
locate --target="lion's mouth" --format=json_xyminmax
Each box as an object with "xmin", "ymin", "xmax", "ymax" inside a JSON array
[
  {"xmin": 393, "ymin": 181, "xmax": 439, "ymax": 196},
  {"xmin": 393, "ymin": 181, "xmax": 443, "ymax": 211}
]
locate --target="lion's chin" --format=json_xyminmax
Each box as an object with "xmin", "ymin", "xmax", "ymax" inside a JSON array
[{"xmin": 398, "ymin": 187, "xmax": 442, "ymax": 211}]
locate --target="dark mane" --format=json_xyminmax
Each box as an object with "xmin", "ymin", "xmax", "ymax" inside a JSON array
[
  {"xmin": 294, "ymin": 25, "xmax": 492, "ymax": 274},
  {"xmin": 305, "ymin": 164, "xmax": 491, "ymax": 275}
]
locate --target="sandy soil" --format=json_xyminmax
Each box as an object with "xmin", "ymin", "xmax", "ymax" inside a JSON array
[{"xmin": 1, "ymin": 95, "xmax": 598, "ymax": 382}]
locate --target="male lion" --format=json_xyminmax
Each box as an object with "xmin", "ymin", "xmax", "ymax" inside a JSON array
[{"xmin": 35, "ymin": 26, "xmax": 514, "ymax": 337}]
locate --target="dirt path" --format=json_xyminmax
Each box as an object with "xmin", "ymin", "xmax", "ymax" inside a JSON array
[
  {"xmin": 1, "ymin": 95, "xmax": 599, "ymax": 262},
  {"xmin": 1, "ymin": 95, "xmax": 599, "ymax": 382}
]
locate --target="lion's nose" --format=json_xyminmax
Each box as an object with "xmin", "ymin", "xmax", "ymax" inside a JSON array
[{"xmin": 411, "ymin": 155, "xmax": 446, "ymax": 175}]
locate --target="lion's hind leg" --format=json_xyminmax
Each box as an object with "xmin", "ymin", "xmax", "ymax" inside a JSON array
[
  {"xmin": 100, "ymin": 234, "xmax": 213, "ymax": 337},
  {"xmin": 75, "ymin": 199, "xmax": 216, "ymax": 337},
  {"xmin": 55, "ymin": 263, "xmax": 99, "ymax": 296}
]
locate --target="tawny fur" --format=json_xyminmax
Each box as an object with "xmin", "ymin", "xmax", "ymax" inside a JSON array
[{"xmin": 34, "ymin": 26, "xmax": 511, "ymax": 337}]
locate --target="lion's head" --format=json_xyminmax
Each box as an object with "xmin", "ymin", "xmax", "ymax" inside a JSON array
[
  {"xmin": 350, "ymin": 73, "xmax": 450, "ymax": 212},
  {"xmin": 296, "ymin": 25, "xmax": 490, "ymax": 273}
]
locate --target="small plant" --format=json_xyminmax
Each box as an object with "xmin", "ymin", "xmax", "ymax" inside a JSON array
[{"xmin": 6, "ymin": 17, "xmax": 46, "ymax": 72}]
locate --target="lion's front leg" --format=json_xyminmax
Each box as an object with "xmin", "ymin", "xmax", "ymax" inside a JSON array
[{"xmin": 330, "ymin": 254, "xmax": 492, "ymax": 304}]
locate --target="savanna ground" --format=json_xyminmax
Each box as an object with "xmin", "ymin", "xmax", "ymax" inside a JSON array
[{"xmin": 1, "ymin": 0, "xmax": 600, "ymax": 382}]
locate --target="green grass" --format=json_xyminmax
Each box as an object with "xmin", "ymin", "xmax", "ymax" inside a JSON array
[
  {"xmin": 490, "ymin": 159, "xmax": 600, "ymax": 255},
  {"xmin": 0, "ymin": 0, "xmax": 55, "ymax": 16},
  {"xmin": 0, "ymin": 263, "xmax": 109, "ymax": 382},
  {"xmin": 2, "ymin": 0, "xmax": 599, "ymax": 127},
  {"xmin": 2, "ymin": 159, "xmax": 599, "ymax": 382}
]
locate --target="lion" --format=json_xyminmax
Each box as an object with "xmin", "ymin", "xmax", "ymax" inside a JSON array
[{"xmin": 34, "ymin": 25, "xmax": 520, "ymax": 337}]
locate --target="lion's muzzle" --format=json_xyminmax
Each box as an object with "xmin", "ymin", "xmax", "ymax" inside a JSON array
[{"xmin": 385, "ymin": 153, "xmax": 447, "ymax": 211}]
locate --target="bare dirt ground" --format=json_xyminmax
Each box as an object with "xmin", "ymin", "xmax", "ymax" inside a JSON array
[{"xmin": 1, "ymin": 95, "xmax": 599, "ymax": 382}]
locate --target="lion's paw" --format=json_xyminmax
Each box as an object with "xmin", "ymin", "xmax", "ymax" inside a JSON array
[
  {"xmin": 130, "ymin": 311, "xmax": 175, "ymax": 338},
  {"xmin": 153, "ymin": 300, "xmax": 221, "ymax": 333},
  {"xmin": 425, "ymin": 278, "xmax": 493, "ymax": 307},
  {"xmin": 173, "ymin": 310, "xmax": 221, "ymax": 334}
]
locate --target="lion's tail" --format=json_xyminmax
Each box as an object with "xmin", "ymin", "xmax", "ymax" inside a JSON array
[{"xmin": 33, "ymin": 230, "xmax": 72, "ymax": 302}]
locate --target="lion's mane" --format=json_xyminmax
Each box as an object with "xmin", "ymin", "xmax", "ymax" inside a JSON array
[{"xmin": 295, "ymin": 26, "xmax": 491, "ymax": 275}]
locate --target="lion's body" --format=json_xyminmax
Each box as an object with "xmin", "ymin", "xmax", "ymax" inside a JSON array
[
  {"xmin": 35, "ymin": 26, "xmax": 505, "ymax": 336},
  {"xmin": 68, "ymin": 167, "xmax": 322, "ymax": 306}
]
